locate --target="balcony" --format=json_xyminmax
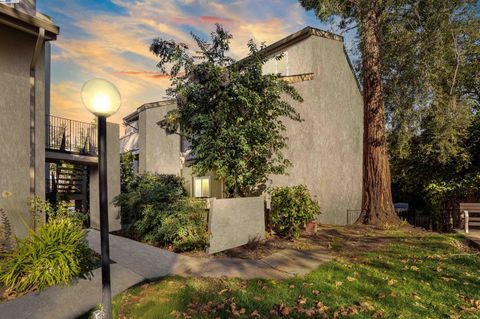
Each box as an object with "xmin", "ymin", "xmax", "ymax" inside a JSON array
[{"xmin": 45, "ymin": 115, "xmax": 98, "ymax": 166}]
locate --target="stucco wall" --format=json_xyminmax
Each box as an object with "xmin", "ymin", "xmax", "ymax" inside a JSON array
[
  {"xmin": 139, "ymin": 103, "xmax": 181, "ymax": 175},
  {"xmin": 89, "ymin": 122, "xmax": 121, "ymax": 232},
  {"xmin": 0, "ymin": 24, "xmax": 46, "ymax": 238},
  {"xmin": 207, "ymin": 196, "xmax": 265, "ymax": 254},
  {"xmin": 267, "ymin": 36, "xmax": 363, "ymax": 225}
]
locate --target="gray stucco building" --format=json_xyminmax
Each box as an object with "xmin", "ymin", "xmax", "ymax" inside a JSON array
[
  {"xmin": 0, "ymin": 1, "xmax": 121, "ymax": 237},
  {"xmin": 120, "ymin": 27, "xmax": 363, "ymax": 225}
]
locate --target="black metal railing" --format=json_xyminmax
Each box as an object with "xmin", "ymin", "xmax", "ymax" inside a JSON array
[{"xmin": 46, "ymin": 115, "xmax": 97, "ymax": 156}]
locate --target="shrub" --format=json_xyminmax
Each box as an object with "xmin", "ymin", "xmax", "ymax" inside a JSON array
[
  {"xmin": 114, "ymin": 173, "xmax": 186, "ymax": 230},
  {"xmin": 0, "ymin": 202, "xmax": 95, "ymax": 295},
  {"xmin": 0, "ymin": 208, "xmax": 12, "ymax": 253},
  {"xmin": 158, "ymin": 199, "xmax": 208, "ymax": 251},
  {"xmin": 114, "ymin": 173, "xmax": 208, "ymax": 251},
  {"xmin": 269, "ymin": 185, "xmax": 320, "ymax": 238}
]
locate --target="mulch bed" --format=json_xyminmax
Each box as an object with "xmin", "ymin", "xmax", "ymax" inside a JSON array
[{"xmin": 112, "ymin": 224, "xmax": 428, "ymax": 260}]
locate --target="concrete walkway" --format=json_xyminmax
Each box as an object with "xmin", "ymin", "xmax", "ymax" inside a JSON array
[
  {"xmin": 0, "ymin": 263, "xmax": 143, "ymax": 319},
  {"xmin": 0, "ymin": 230, "xmax": 333, "ymax": 319},
  {"xmin": 456, "ymin": 228, "xmax": 480, "ymax": 249},
  {"xmin": 86, "ymin": 230, "xmax": 333, "ymax": 280}
]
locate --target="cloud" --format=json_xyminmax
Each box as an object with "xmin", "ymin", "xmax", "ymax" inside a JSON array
[
  {"xmin": 111, "ymin": 71, "xmax": 174, "ymax": 79},
  {"xmin": 47, "ymin": 0, "xmax": 312, "ymax": 128}
]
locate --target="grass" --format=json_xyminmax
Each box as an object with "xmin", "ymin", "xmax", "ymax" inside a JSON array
[{"xmin": 92, "ymin": 230, "xmax": 480, "ymax": 318}]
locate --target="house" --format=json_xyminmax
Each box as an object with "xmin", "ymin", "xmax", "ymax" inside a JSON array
[
  {"xmin": 120, "ymin": 26, "xmax": 363, "ymax": 225},
  {"xmin": 0, "ymin": 1, "xmax": 121, "ymax": 237}
]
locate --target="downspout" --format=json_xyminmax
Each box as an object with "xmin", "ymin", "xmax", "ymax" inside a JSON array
[{"xmin": 29, "ymin": 27, "xmax": 45, "ymax": 203}]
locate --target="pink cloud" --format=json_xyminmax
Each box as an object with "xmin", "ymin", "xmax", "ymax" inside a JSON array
[
  {"xmin": 111, "ymin": 71, "xmax": 171, "ymax": 78},
  {"xmin": 198, "ymin": 15, "xmax": 236, "ymax": 24},
  {"xmin": 167, "ymin": 15, "xmax": 236, "ymax": 26},
  {"xmin": 111, "ymin": 71, "xmax": 186, "ymax": 79}
]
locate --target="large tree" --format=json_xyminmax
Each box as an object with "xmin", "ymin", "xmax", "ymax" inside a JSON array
[
  {"xmin": 383, "ymin": 0, "xmax": 480, "ymax": 227},
  {"xmin": 300, "ymin": 0, "xmax": 479, "ymax": 227},
  {"xmin": 150, "ymin": 25, "xmax": 303, "ymax": 197},
  {"xmin": 299, "ymin": 0, "xmax": 402, "ymax": 225}
]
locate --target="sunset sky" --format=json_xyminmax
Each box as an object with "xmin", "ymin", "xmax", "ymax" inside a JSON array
[{"xmin": 37, "ymin": 0, "xmax": 357, "ymax": 129}]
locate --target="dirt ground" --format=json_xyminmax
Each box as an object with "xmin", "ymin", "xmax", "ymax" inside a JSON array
[{"xmin": 186, "ymin": 224, "xmax": 427, "ymax": 259}]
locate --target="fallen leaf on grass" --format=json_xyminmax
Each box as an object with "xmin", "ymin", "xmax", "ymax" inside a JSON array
[
  {"xmin": 218, "ymin": 288, "xmax": 229, "ymax": 295},
  {"xmin": 312, "ymin": 290, "xmax": 320, "ymax": 295},
  {"xmin": 335, "ymin": 281, "xmax": 343, "ymax": 287},
  {"xmin": 316, "ymin": 301, "xmax": 329, "ymax": 312},
  {"xmin": 250, "ymin": 310, "xmax": 261, "ymax": 317},
  {"xmin": 297, "ymin": 296, "xmax": 307, "ymax": 304}
]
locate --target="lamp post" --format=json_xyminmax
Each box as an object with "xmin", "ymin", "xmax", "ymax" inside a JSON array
[{"xmin": 81, "ymin": 78, "xmax": 121, "ymax": 319}]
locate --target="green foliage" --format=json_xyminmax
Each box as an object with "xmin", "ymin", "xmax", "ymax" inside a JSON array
[
  {"xmin": 384, "ymin": 1, "xmax": 480, "ymax": 209},
  {"xmin": 157, "ymin": 199, "xmax": 207, "ymax": 252},
  {"xmin": 0, "ymin": 208, "xmax": 12, "ymax": 253},
  {"xmin": 114, "ymin": 173, "xmax": 186, "ymax": 230},
  {"xmin": 0, "ymin": 201, "xmax": 95, "ymax": 295},
  {"xmin": 151, "ymin": 24, "xmax": 303, "ymax": 197},
  {"xmin": 120, "ymin": 151, "xmax": 136, "ymax": 193},
  {"xmin": 270, "ymin": 185, "xmax": 320, "ymax": 238},
  {"xmin": 113, "ymin": 173, "xmax": 207, "ymax": 251},
  {"xmin": 424, "ymin": 173, "xmax": 480, "ymax": 230}
]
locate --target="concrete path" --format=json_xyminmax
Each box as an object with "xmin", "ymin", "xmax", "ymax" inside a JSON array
[
  {"xmin": 456, "ymin": 228, "xmax": 480, "ymax": 249},
  {"xmin": 0, "ymin": 263, "xmax": 143, "ymax": 319},
  {"xmin": 87, "ymin": 230, "xmax": 333, "ymax": 279},
  {"xmin": 0, "ymin": 230, "xmax": 333, "ymax": 319}
]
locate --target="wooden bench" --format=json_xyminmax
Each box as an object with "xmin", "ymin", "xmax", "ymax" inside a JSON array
[{"xmin": 459, "ymin": 203, "xmax": 480, "ymax": 233}]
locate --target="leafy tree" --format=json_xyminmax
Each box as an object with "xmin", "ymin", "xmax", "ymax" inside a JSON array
[
  {"xmin": 120, "ymin": 151, "xmax": 136, "ymax": 193},
  {"xmin": 299, "ymin": 0, "xmax": 403, "ymax": 225},
  {"xmin": 150, "ymin": 24, "xmax": 303, "ymax": 197},
  {"xmin": 380, "ymin": 0, "xmax": 480, "ymax": 222}
]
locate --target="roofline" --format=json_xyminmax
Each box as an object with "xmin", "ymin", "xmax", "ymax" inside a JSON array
[
  {"xmin": 123, "ymin": 99, "xmax": 176, "ymax": 123},
  {"xmin": 237, "ymin": 26, "xmax": 343, "ymax": 65},
  {"xmin": 0, "ymin": 4, "xmax": 59, "ymax": 40},
  {"xmin": 237, "ymin": 26, "xmax": 361, "ymax": 93}
]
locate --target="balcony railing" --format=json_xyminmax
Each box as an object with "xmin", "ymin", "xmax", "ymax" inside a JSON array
[{"xmin": 46, "ymin": 115, "xmax": 97, "ymax": 156}]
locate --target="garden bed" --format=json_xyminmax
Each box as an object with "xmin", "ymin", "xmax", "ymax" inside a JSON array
[
  {"xmin": 113, "ymin": 224, "xmax": 423, "ymax": 259},
  {"xmin": 0, "ymin": 250, "xmax": 101, "ymax": 303}
]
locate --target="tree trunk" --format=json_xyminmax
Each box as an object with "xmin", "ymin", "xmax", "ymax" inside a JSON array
[{"xmin": 356, "ymin": 8, "xmax": 401, "ymax": 226}]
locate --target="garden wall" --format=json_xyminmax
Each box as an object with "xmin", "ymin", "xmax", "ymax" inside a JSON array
[{"xmin": 207, "ymin": 196, "xmax": 265, "ymax": 254}]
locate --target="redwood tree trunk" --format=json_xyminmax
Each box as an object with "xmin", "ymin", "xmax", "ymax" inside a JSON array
[{"xmin": 356, "ymin": 8, "xmax": 401, "ymax": 226}]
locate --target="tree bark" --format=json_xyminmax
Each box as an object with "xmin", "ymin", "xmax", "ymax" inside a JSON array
[{"xmin": 356, "ymin": 8, "xmax": 401, "ymax": 226}]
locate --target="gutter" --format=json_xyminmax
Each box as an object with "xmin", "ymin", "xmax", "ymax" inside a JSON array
[{"xmin": 29, "ymin": 28, "xmax": 45, "ymax": 197}]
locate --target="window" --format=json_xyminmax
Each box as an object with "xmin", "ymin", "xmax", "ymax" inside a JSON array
[{"xmin": 194, "ymin": 176, "xmax": 210, "ymax": 198}]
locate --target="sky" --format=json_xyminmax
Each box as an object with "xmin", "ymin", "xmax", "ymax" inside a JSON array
[{"xmin": 37, "ymin": 0, "xmax": 357, "ymax": 129}]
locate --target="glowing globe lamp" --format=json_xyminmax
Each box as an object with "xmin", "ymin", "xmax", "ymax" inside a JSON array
[{"xmin": 81, "ymin": 78, "xmax": 121, "ymax": 117}]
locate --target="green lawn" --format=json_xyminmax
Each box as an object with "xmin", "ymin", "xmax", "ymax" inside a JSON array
[{"xmin": 106, "ymin": 231, "xmax": 479, "ymax": 318}]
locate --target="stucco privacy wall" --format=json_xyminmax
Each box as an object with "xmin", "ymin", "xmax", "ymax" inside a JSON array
[
  {"xmin": 207, "ymin": 196, "xmax": 265, "ymax": 254},
  {"xmin": 90, "ymin": 122, "xmax": 121, "ymax": 231},
  {"xmin": 0, "ymin": 24, "xmax": 46, "ymax": 238},
  {"xmin": 138, "ymin": 102, "xmax": 181, "ymax": 175},
  {"xmin": 266, "ymin": 35, "xmax": 363, "ymax": 225}
]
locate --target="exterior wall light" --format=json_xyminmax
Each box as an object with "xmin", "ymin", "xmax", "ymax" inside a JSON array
[{"xmin": 81, "ymin": 78, "xmax": 121, "ymax": 319}]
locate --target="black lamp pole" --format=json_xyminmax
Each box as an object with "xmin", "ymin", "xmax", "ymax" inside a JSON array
[{"xmin": 98, "ymin": 116, "xmax": 112, "ymax": 319}]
